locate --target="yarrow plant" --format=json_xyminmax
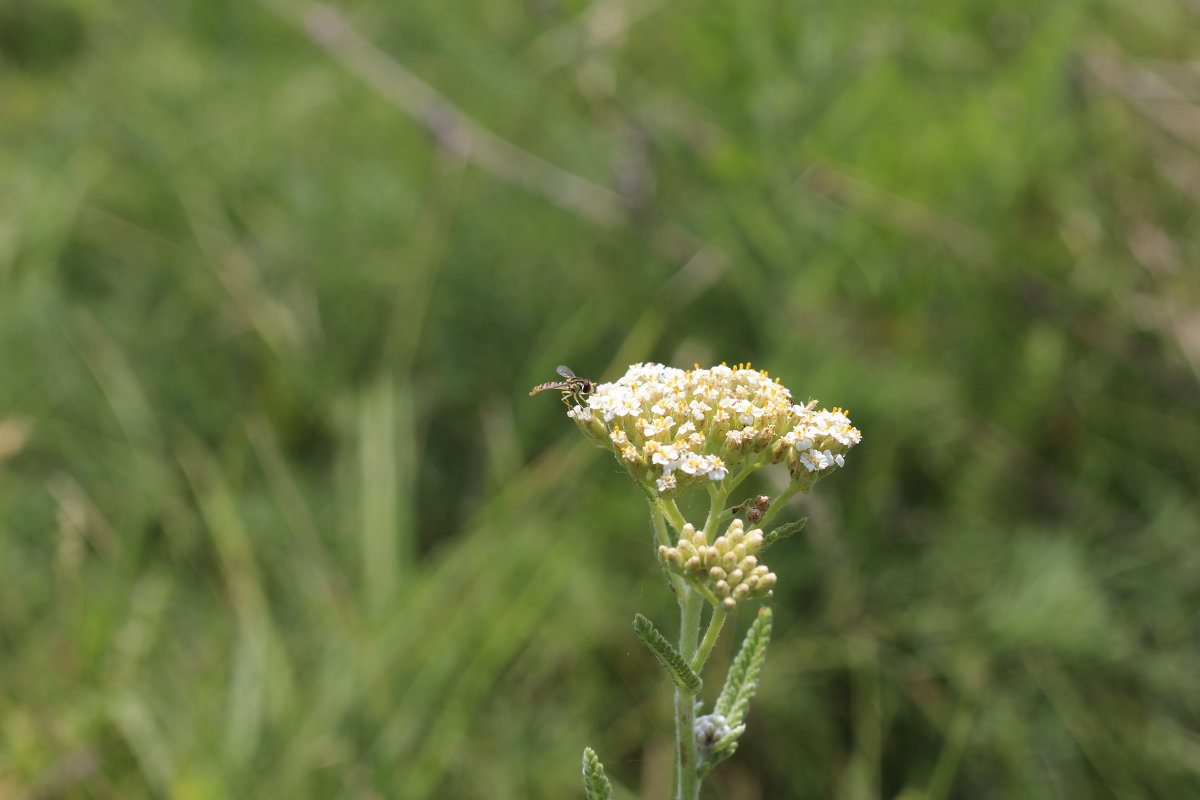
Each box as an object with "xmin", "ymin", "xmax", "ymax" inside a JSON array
[{"xmin": 534, "ymin": 362, "xmax": 861, "ymax": 800}]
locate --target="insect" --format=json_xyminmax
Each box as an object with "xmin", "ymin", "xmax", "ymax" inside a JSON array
[{"xmin": 529, "ymin": 365, "xmax": 594, "ymax": 407}]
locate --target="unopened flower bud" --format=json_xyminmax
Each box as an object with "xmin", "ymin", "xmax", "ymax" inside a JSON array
[
  {"xmin": 709, "ymin": 566, "xmax": 726, "ymax": 581},
  {"xmin": 752, "ymin": 426, "xmax": 774, "ymax": 451},
  {"xmin": 694, "ymin": 713, "xmax": 731, "ymax": 752},
  {"xmin": 732, "ymin": 583, "xmax": 750, "ymax": 600},
  {"xmin": 722, "ymin": 596, "xmax": 737, "ymax": 610},
  {"xmin": 570, "ymin": 411, "xmax": 609, "ymax": 444},
  {"xmin": 714, "ymin": 579, "xmax": 730, "ymax": 595},
  {"xmin": 728, "ymin": 568, "xmax": 744, "ymax": 585}
]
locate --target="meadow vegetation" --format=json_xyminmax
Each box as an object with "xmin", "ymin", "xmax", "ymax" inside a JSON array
[{"xmin": 2, "ymin": 0, "xmax": 1199, "ymax": 797}]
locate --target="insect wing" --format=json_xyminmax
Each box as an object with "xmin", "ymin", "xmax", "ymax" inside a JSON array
[{"xmin": 555, "ymin": 365, "xmax": 577, "ymax": 380}]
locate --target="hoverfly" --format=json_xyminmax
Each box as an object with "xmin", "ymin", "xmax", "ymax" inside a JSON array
[{"xmin": 529, "ymin": 365, "xmax": 594, "ymax": 408}]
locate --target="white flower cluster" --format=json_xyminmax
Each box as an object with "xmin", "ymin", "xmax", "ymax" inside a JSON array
[{"xmin": 567, "ymin": 362, "xmax": 861, "ymax": 496}]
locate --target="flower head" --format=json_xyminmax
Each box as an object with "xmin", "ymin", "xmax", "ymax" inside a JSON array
[
  {"xmin": 567, "ymin": 362, "xmax": 860, "ymax": 497},
  {"xmin": 657, "ymin": 519, "xmax": 777, "ymax": 609}
]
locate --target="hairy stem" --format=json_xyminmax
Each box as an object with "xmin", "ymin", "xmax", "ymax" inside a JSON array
[
  {"xmin": 675, "ymin": 583, "xmax": 703, "ymax": 800},
  {"xmin": 703, "ymin": 483, "xmax": 728, "ymax": 538},
  {"xmin": 691, "ymin": 606, "xmax": 728, "ymax": 673},
  {"xmin": 656, "ymin": 498, "xmax": 688, "ymax": 533},
  {"xmin": 652, "ymin": 506, "xmax": 687, "ymax": 597}
]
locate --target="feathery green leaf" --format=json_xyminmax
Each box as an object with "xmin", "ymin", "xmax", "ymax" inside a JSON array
[
  {"xmin": 581, "ymin": 747, "xmax": 613, "ymax": 800},
  {"xmin": 760, "ymin": 518, "xmax": 806, "ymax": 554},
  {"xmin": 633, "ymin": 613, "xmax": 703, "ymax": 695},
  {"xmin": 715, "ymin": 606, "xmax": 773, "ymax": 725}
]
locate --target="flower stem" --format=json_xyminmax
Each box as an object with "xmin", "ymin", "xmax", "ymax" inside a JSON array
[
  {"xmin": 652, "ymin": 506, "xmax": 688, "ymax": 598},
  {"xmin": 652, "ymin": 505, "xmax": 673, "ymax": 550},
  {"xmin": 722, "ymin": 454, "xmax": 764, "ymax": 495},
  {"xmin": 690, "ymin": 606, "xmax": 728, "ymax": 673},
  {"xmin": 703, "ymin": 483, "xmax": 728, "ymax": 538},
  {"xmin": 675, "ymin": 582, "xmax": 703, "ymax": 800},
  {"xmin": 656, "ymin": 498, "xmax": 688, "ymax": 533}
]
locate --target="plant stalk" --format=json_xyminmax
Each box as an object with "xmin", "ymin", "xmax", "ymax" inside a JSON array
[
  {"xmin": 690, "ymin": 606, "xmax": 728, "ymax": 673},
  {"xmin": 674, "ymin": 582, "xmax": 703, "ymax": 800}
]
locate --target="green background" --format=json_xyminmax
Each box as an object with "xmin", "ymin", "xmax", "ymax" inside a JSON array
[{"xmin": 3, "ymin": 0, "xmax": 1199, "ymax": 797}]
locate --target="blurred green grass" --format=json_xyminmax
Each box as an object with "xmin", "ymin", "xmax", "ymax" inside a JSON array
[{"xmin": 2, "ymin": 0, "xmax": 1199, "ymax": 797}]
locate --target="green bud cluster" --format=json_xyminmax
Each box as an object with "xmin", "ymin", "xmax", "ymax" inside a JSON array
[{"xmin": 657, "ymin": 519, "xmax": 777, "ymax": 609}]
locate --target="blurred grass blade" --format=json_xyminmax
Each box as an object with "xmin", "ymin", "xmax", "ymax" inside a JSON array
[
  {"xmin": 358, "ymin": 376, "xmax": 416, "ymax": 618},
  {"xmin": 180, "ymin": 443, "xmax": 290, "ymax": 765}
]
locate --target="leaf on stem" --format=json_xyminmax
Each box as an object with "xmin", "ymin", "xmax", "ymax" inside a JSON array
[
  {"xmin": 759, "ymin": 518, "xmax": 806, "ymax": 554},
  {"xmin": 715, "ymin": 606, "xmax": 773, "ymax": 725},
  {"xmin": 699, "ymin": 607, "xmax": 773, "ymax": 777},
  {"xmin": 633, "ymin": 613, "xmax": 703, "ymax": 695},
  {"xmin": 581, "ymin": 747, "xmax": 613, "ymax": 800}
]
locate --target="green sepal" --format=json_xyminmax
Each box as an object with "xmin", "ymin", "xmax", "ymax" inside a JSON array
[
  {"xmin": 633, "ymin": 613, "xmax": 703, "ymax": 695},
  {"xmin": 714, "ymin": 606, "xmax": 773, "ymax": 725},
  {"xmin": 759, "ymin": 518, "xmax": 806, "ymax": 553},
  {"xmin": 581, "ymin": 746, "xmax": 613, "ymax": 800}
]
